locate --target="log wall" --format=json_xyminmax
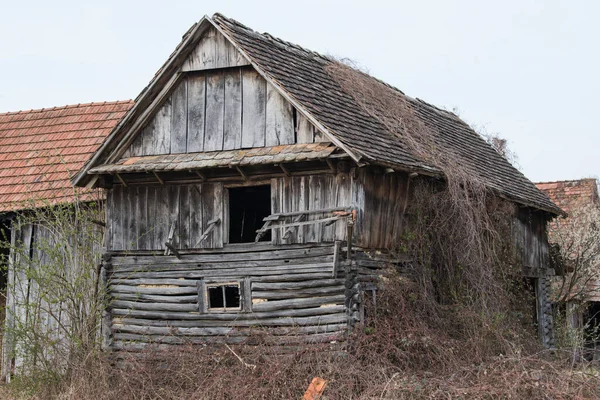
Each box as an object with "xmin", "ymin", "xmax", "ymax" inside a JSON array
[{"xmin": 105, "ymin": 243, "xmax": 349, "ymax": 350}]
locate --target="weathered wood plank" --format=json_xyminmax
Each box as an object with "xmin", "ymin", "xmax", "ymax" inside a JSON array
[
  {"xmin": 241, "ymin": 69, "xmax": 266, "ymax": 148},
  {"xmin": 204, "ymin": 71, "xmax": 225, "ymax": 151},
  {"xmin": 111, "ymin": 305, "xmax": 345, "ymax": 320},
  {"xmin": 252, "ymin": 286, "xmax": 344, "ymax": 300},
  {"xmin": 153, "ymin": 98, "xmax": 172, "ymax": 154},
  {"xmin": 223, "ymin": 69, "xmax": 242, "ymax": 150},
  {"xmin": 181, "ymin": 25, "xmax": 250, "ymax": 71},
  {"xmin": 110, "ymin": 278, "xmax": 199, "ymax": 286},
  {"xmin": 266, "ymin": 83, "xmax": 294, "ymax": 146},
  {"xmin": 252, "ymin": 278, "xmax": 344, "ymax": 290},
  {"xmin": 187, "ymin": 74, "xmax": 206, "ymax": 152},
  {"xmin": 251, "ymin": 295, "xmax": 345, "ymax": 312},
  {"xmin": 111, "ymin": 285, "xmax": 198, "ymax": 295},
  {"xmin": 190, "ymin": 184, "xmax": 203, "ymax": 248},
  {"xmin": 170, "ymin": 79, "xmax": 188, "ymax": 153},
  {"xmin": 111, "ymin": 246, "xmax": 334, "ymax": 265},
  {"xmin": 115, "ymin": 313, "xmax": 347, "ymax": 328},
  {"xmin": 296, "ymin": 112, "xmax": 314, "ymax": 144},
  {"xmin": 111, "ymin": 300, "xmax": 197, "ymax": 312}
]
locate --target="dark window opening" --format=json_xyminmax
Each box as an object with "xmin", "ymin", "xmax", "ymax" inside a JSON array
[
  {"xmin": 228, "ymin": 185, "xmax": 271, "ymax": 243},
  {"xmin": 207, "ymin": 283, "xmax": 241, "ymax": 311}
]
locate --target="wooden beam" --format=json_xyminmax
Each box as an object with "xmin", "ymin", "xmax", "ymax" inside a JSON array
[
  {"xmin": 153, "ymin": 171, "xmax": 165, "ymax": 185},
  {"xmin": 279, "ymin": 164, "xmax": 291, "ymax": 177},
  {"xmin": 235, "ymin": 166, "xmax": 248, "ymax": 181},
  {"xmin": 115, "ymin": 173, "xmax": 127, "ymax": 187}
]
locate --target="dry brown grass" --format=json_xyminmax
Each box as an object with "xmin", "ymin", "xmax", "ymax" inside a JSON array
[{"xmin": 2, "ymin": 272, "xmax": 600, "ymax": 400}]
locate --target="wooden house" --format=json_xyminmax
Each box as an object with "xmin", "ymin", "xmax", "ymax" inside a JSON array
[
  {"xmin": 73, "ymin": 14, "xmax": 563, "ymax": 351},
  {"xmin": 0, "ymin": 101, "xmax": 132, "ymax": 378}
]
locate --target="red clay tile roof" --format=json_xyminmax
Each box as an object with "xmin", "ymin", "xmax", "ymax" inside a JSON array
[
  {"xmin": 536, "ymin": 179, "xmax": 599, "ymax": 215},
  {"xmin": 0, "ymin": 101, "xmax": 133, "ymax": 212}
]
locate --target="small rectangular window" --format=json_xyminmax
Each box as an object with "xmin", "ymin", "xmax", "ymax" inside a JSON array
[{"xmin": 206, "ymin": 282, "xmax": 241, "ymax": 312}]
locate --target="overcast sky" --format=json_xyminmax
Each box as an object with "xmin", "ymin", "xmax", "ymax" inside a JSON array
[{"xmin": 1, "ymin": 0, "xmax": 597, "ymax": 183}]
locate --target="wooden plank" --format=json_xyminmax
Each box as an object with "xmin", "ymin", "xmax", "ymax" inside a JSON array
[
  {"xmin": 223, "ymin": 69, "xmax": 242, "ymax": 150},
  {"xmin": 116, "ymin": 313, "xmax": 347, "ymax": 328},
  {"xmin": 167, "ymin": 186, "xmax": 181, "ymax": 249},
  {"xmin": 126, "ymin": 186, "xmax": 136, "ymax": 250},
  {"xmin": 251, "ymin": 295, "xmax": 345, "ymax": 312},
  {"xmin": 154, "ymin": 98, "xmax": 172, "ymax": 154},
  {"xmin": 128, "ymin": 130, "xmax": 144, "ymax": 157},
  {"xmin": 252, "ymin": 286, "xmax": 344, "ymax": 300},
  {"xmin": 111, "ymin": 300, "xmax": 197, "ymax": 312},
  {"xmin": 111, "ymin": 305, "xmax": 345, "ymax": 321},
  {"xmin": 145, "ymin": 186, "xmax": 156, "ymax": 250},
  {"xmin": 266, "ymin": 83, "xmax": 294, "ymax": 146},
  {"xmin": 204, "ymin": 71, "xmax": 225, "ymax": 151},
  {"xmin": 105, "ymin": 188, "xmax": 114, "ymax": 250},
  {"xmin": 201, "ymin": 184, "xmax": 215, "ymax": 248},
  {"xmin": 181, "ymin": 26, "xmax": 250, "ymax": 71},
  {"xmin": 139, "ymin": 121, "xmax": 155, "ymax": 156},
  {"xmin": 110, "ymin": 278, "xmax": 199, "ymax": 287},
  {"xmin": 187, "ymin": 74, "xmax": 206, "ymax": 152},
  {"xmin": 212, "ymin": 183, "xmax": 224, "ymax": 248},
  {"xmin": 112, "ymin": 186, "xmax": 124, "ymax": 251},
  {"xmin": 296, "ymin": 112, "xmax": 314, "ymax": 144},
  {"xmin": 241, "ymin": 69, "xmax": 266, "ymax": 148},
  {"xmin": 111, "ymin": 285, "xmax": 198, "ymax": 295},
  {"xmin": 113, "ymin": 293, "xmax": 198, "ymax": 303},
  {"xmin": 189, "ymin": 184, "xmax": 203, "ymax": 248},
  {"xmin": 178, "ymin": 186, "xmax": 191, "ymax": 249},
  {"xmin": 112, "ymin": 255, "xmax": 334, "ymax": 273},
  {"xmin": 170, "ymin": 79, "xmax": 188, "ymax": 153},
  {"xmin": 154, "ymin": 186, "xmax": 169, "ymax": 251},
  {"xmin": 252, "ymin": 279, "xmax": 344, "ymax": 291},
  {"xmin": 111, "ymin": 245, "xmax": 335, "ymax": 265}
]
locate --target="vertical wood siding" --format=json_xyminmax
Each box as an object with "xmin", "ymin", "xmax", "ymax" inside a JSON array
[
  {"xmin": 125, "ymin": 67, "xmax": 326, "ymax": 159},
  {"xmin": 181, "ymin": 25, "xmax": 250, "ymax": 72},
  {"xmin": 107, "ymin": 183, "xmax": 224, "ymax": 251}
]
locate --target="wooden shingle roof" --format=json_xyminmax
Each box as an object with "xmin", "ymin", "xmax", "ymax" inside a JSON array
[
  {"xmin": 0, "ymin": 101, "xmax": 133, "ymax": 211},
  {"xmin": 212, "ymin": 14, "xmax": 562, "ymax": 215}
]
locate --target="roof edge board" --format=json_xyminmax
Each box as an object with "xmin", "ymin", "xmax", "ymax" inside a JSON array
[
  {"xmin": 72, "ymin": 16, "xmax": 212, "ymax": 188},
  {"xmin": 208, "ymin": 17, "xmax": 363, "ymax": 165}
]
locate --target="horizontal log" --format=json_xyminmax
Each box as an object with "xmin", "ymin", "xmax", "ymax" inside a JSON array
[
  {"xmin": 110, "ymin": 285, "xmax": 198, "ymax": 295},
  {"xmin": 110, "ymin": 300, "xmax": 197, "ymax": 312},
  {"xmin": 111, "ymin": 305, "xmax": 346, "ymax": 320},
  {"xmin": 252, "ymin": 278, "xmax": 345, "ymax": 290},
  {"xmin": 112, "ymin": 264, "xmax": 332, "ymax": 279},
  {"xmin": 252, "ymin": 295, "xmax": 345, "ymax": 312},
  {"xmin": 251, "ymin": 273, "xmax": 342, "ymax": 282},
  {"xmin": 112, "ymin": 323, "xmax": 347, "ymax": 337},
  {"xmin": 252, "ymin": 286, "xmax": 344, "ymax": 300},
  {"xmin": 264, "ymin": 207, "xmax": 351, "ymax": 220},
  {"xmin": 113, "ymin": 313, "xmax": 347, "ymax": 328},
  {"xmin": 112, "ymin": 333, "xmax": 248, "ymax": 345},
  {"xmin": 111, "ymin": 293, "xmax": 198, "ymax": 303},
  {"xmin": 110, "ymin": 278, "xmax": 199, "ymax": 287},
  {"xmin": 112, "ymin": 256, "xmax": 334, "ymax": 273},
  {"xmin": 111, "ymin": 246, "xmax": 335, "ymax": 266}
]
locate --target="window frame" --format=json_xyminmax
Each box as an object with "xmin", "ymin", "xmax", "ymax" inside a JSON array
[{"xmin": 197, "ymin": 278, "xmax": 252, "ymax": 313}]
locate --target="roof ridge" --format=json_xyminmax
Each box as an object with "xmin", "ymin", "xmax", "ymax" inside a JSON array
[
  {"xmin": 0, "ymin": 100, "xmax": 133, "ymax": 116},
  {"xmin": 212, "ymin": 13, "xmax": 330, "ymax": 62}
]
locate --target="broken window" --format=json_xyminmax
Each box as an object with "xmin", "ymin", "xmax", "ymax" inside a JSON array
[
  {"xmin": 228, "ymin": 185, "xmax": 271, "ymax": 243},
  {"xmin": 206, "ymin": 282, "xmax": 241, "ymax": 312}
]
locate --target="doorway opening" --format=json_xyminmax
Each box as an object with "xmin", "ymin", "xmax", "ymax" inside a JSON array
[{"xmin": 228, "ymin": 185, "xmax": 271, "ymax": 243}]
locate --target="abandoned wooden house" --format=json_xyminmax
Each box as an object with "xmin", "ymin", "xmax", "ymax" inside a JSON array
[
  {"xmin": 0, "ymin": 101, "xmax": 133, "ymax": 378},
  {"xmin": 72, "ymin": 13, "xmax": 564, "ymax": 351}
]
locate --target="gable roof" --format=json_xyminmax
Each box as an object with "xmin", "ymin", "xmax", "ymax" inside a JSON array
[
  {"xmin": 536, "ymin": 179, "xmax": 599, "ymax": 215},
  {"xmin": 0, "ymin": 101, "xmax": 133, "ymax": 212},
  {"xmin": 73, "ymin": 13, "xmax": 562, "ymax": 216}
]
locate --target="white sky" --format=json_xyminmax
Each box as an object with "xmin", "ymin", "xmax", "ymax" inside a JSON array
[{"xmin": 1, "ymin": 0, "xmax": 598, "ymax": 183}]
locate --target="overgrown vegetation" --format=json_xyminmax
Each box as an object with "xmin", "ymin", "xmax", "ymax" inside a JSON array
[{"xmin": 1, "ymin": 195, "xmax": 105, "ymax": 387}]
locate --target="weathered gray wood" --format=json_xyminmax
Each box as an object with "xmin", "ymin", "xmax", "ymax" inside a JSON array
[
  {"xmin": 243, "ymin": 277, "xmax": 252, "ymax": 313},
  {"xmin": 266, "ymin": 83, "xmax": 294, "ymax": 146},
  {"xmin": 181, "ymin": 25, "xmax": 250, "ymax": 71},
  {"xmin": 112, "ymin": 263, "xmax": 333, "ymax": 279},
  {"xmin": 223, "ymin": 69, "xmax": 242, "ymax": 150},
  {"xmin": 113, "ymin": 323, "xmax": 346, "ymax": 337},
  {"xmin": 204, "ymin": 71, "xmax": 225, "ymax": 151},
  {"xmin": 187, "ymin": 74, "xmax": 206, "ymax": 152},
  {"xmin": 251, "ymin": 295, "xmax": 345, "ymax": 312},
  {"xmin": 113, "ymin": 293, "xmax": 198, "ymax": 303},
  {"xmin": 110, "ymin": 300, "xmax": 197, "ymax": 312},
  {"xmin": 241, "ymin": 69, "xmax": 266, "ymax": 148},
  {"xmin": 190, "ymin": 184, "xmax": 203, "ymax": 248},
  {"xmin": 111, "ymin": 243, "xmax": 334, "ymax": 265},
  {"xmin": 110, "ymin": 278, "xmax": 199, "ymax": 286},
  {"xmin": 153, "ymin": 98, "xmax": 172, "ymax": 154},
  {"xmin": 111, "ymin": 304, "xmax": 345, "ymax": 321},
  {"xmin": 110, "ymin": 285, "xmax": 198, "ymax": 295},
  {"xmin": 170, "ymin": 79, "xmax": 188, "ymax": 153},
  {"xmin": 115, "ymin": 313, "xmax": 347, "ymax": 328},
  {"xmin": 252, "ymin": 286, "xmax": 344, "ymax": 300},
  {"xmin": 252, "ymin": 278, "xmax": 344, "ymax": 290},
  {"xmin": 265, "ymin": 207, "xmax": 351, "ymax": 220},
  {"xmin": 296, "ymin": 113, "xmax": 314, "ymax": 144},
  {"xmin": 332, "ymin": 240, "xmax": 341, "ymax": 278}
]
